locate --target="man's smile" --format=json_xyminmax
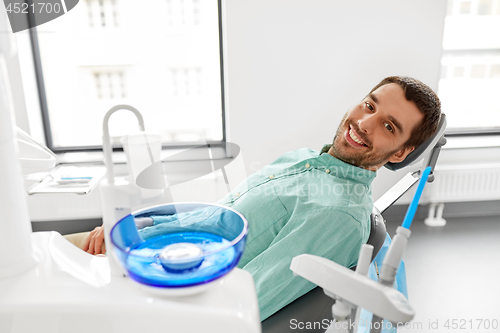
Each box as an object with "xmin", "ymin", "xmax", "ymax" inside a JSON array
[{"xmin": 345, "ymin": 125, "xmax": 368, "ymax": 148}]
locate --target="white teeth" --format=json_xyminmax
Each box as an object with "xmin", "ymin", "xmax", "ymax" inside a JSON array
[{"xmin": 349, "ymin": 128, "xmax": 365, "ymax": 145}]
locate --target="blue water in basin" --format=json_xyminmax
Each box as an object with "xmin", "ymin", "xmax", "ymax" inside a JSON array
[{"xmin": 124, "ymin": 231, "xmax": 237, "ymax": 288}]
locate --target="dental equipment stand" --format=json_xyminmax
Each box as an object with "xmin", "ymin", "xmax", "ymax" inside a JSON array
[{"xmin": 0, "ymin": 69, "xmax": 261, "ymax": 333}]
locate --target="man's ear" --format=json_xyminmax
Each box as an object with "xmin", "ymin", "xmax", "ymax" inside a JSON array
[{"xmin": 388, "ymin": 146, "xmax": 415, "ymax": 163}]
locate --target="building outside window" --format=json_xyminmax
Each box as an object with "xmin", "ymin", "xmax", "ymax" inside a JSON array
[
  {"xmin": 439, "ymin": 0, "xmax": 500, "ymax": 133},
  {"xmin": 19, "ymin": 0, "xmax": 224, "ymax": 151}
]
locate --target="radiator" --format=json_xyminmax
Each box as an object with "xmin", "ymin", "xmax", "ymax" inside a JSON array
[
  {"xmin": 423, "ymin": 163, "xmax": 500, "ymax": 226},
  {"xmin": 429, "ymin": 163, "xmax": 500, "ymax": 203}
]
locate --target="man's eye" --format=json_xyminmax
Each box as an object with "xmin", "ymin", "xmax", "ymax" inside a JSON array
[
  {"xmin": 365, "ymin": 102, "xmax": 373, "ymax": 111},
  {"xmin": 384, "ymin": 123, "xmax": 393, "ymax": 132}
]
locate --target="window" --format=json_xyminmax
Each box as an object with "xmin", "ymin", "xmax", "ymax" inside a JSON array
[
  {"xmin": 93, "ymin": 70, "xmax": 127, "ymax": 99},
  {"xmin": 23, "ymin": 0, "xmax": 224, "ymax": 151},
  {"xmin": 86, "ymin": 0, "xmax": 119, "ymax": 28},
  {"xmin": 439, "ymin": 0, "xmax": 500, "ymax": 134}
]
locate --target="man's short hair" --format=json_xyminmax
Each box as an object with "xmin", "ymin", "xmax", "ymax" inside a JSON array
[{"xmin": 369, "ymin": 76, "xmax": 442, "ymax": 150}]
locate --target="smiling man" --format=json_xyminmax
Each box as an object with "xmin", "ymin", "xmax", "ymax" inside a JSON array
[
  {"xmin": 76, "ymin": 76, "xmax": 441, "ymax": 322},
  {"xmin": 329, "ymin": 77, "xmax": 438, "ymax": 170},
  {"xmin": 215, "ymin": 76, "xmax": 442, "ymax": 321}
]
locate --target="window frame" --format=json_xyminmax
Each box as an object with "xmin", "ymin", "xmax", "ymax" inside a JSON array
[{"xmin": 27, "ymin": 0, "xmax": 227, "ymax": 153}]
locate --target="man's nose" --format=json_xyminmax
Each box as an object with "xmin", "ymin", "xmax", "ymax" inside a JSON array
[{"xmin": 358, "ymin": 113, "xmax": 376, "ymax": 134}]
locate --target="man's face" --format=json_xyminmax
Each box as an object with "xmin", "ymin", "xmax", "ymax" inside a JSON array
[{"xmin": 329, "ymin": 83, "xmax": 424, "ymax": 170}]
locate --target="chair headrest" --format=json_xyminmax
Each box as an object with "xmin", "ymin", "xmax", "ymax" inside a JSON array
[{"xmin": 384, "ymin": 114, "xmax": 447, "ymax": 171}]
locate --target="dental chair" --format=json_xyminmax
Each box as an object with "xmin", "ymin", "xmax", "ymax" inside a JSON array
[{"xmin": 262, "ymin": 115, "xmax": 447, "ymax": 333}]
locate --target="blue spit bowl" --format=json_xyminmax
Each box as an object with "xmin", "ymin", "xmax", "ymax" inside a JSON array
[{"xmin": 110, "ymin": 202, "xmax": 248, "ymax": 289}]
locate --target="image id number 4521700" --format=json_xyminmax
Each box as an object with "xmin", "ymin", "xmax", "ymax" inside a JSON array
[
  {"xmin": 5, "ymin": 1, "xmax": 63, "ymax": 14},
  {"xmin": 443, "ymin": 319, "xmax": 498, "ymax": 330}
]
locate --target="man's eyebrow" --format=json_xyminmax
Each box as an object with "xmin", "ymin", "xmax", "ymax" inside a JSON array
[
  {"xmin": 388, "ymin": 116, "xmax": 404, "ymax": 134},
  {"xmin": 368, "ymin": 92, "xmax": 378, "ymax": 104}
]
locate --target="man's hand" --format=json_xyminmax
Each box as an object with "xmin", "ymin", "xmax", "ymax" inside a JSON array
[{"xmin": 83, "ymin": 226, "xmax": 106, "ymax": 255}]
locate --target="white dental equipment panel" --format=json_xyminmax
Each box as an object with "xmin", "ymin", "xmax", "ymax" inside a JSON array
[{"xmin": 0, "ymin": 232, "xmax": 261, "ymax": 333}]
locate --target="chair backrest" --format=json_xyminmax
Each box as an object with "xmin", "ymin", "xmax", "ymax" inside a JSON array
[
  {"xmin": 366, "ymin": 206, "xmax": 386, "ymax": 261},
  {"xmin": 384, "ymin": 114, "xmax": 447, "ymax": 171}
]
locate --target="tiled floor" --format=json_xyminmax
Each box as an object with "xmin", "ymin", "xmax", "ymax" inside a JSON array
[{"xmin": 384, "ymin": 214, "xmax": 500, "ymax": 333}]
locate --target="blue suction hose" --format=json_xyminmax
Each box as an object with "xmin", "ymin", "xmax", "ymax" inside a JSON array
[
  {"xmin": 402, "ymin": 166, "xmax": 432, "ymax": 229},
  {"xmin": 371, "ymin": 166, "xmax": 433, "ymax": 332},
  {"xmin": 379, "ymin": 165, "xmax": 433, "ymax": 287}
]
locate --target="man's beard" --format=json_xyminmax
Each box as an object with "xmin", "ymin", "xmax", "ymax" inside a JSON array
[{"xmin": 330, "ymin": 113, "xmax": 401, "ymax": 170}]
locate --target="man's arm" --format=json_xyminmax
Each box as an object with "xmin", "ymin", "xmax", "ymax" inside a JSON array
[
  {"xmin": 240, "ymin": 209, "xmax": 365, "ymax": 321},
  {"xmin": 79, "ymin": 207, "xmax": 222, "ymax": 254}
]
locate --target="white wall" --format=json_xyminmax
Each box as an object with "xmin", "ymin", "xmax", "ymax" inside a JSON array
[{"xmin": 223, "ymin": 0, "xmax": 448, "ymax": 190}]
